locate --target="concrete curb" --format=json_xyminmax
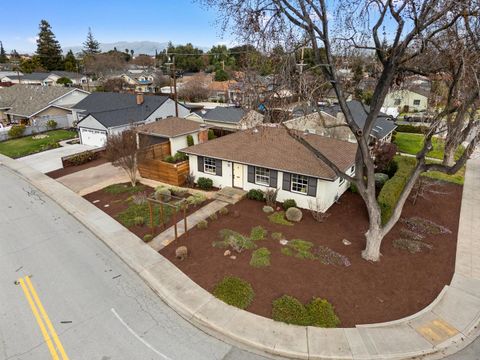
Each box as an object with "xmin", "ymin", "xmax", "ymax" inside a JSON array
[{"xmin": 2, "ymin": 153, "xmax": 480, "ymax": 360}]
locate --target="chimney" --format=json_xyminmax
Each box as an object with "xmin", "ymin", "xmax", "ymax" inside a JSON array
[{"xmin": 136, "ymin": 92, "xmax": 144, "ymax": 105}]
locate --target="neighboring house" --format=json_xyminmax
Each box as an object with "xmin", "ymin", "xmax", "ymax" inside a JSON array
[
  {"xmin": 0, "ymin": 84, "xmax": 90, "ymax": 126},
  {"xmin": 285, "ymin": 100, "xmax": 397, "ymax": 144},
  {"xmin": 74, "ymin": 92, "xmax": 190, "ymax": 147},
  {"xmin": 207, "ymin": 80, "xmax": 237, "ymax": 103},
  {"xmin": 182, "ymin": 125, "xmax": 357, "ymax": 211},
  {"xmin": 383, "ymin": 88, "xmax": 429, "ymax": 116},
  {"xmin": 186, "ymin": 106, "xmax": 264, "ymax": 132},
  {"xmin": 119, "ymin": 69, "xmax": 161, "ymax": 93},
  {"xmin": 136, "ymin": 117, "xmax": 210, "ymax": 155},
  {"xmin": 0, "ymin": 71, "xmax": 90, "ymax": 86}
]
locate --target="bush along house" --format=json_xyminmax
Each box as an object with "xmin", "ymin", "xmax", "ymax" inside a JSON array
[{"xmin": 181, "ymin": 125, "xmax": 357, "ymax": 211}]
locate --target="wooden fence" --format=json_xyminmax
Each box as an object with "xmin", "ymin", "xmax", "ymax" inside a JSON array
[
  {"xmin": 140, "ymin": 142, "xmax": 171, "ymax": 160},
  {"xmin": 138, "ymin": 159, "xmax": 189, "ymax": 186}
]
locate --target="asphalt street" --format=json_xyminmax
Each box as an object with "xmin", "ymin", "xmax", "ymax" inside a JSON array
[{"xmin": 0, "ymin": 164, "xmax": 271, "ymax": 360}]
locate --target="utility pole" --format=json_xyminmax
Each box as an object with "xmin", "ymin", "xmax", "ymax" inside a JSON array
[
  {"xmin": 172, "ymin": 56, "xmax": 179, "ymax": 117},
  {"xmin": 221, "ymin": 60, "xmax": 225, "ymax": 70}
]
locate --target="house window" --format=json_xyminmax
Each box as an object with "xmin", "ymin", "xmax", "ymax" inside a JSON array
[
  {"xmin": 204, "ymin": 157, "xmax": 216, "ymax": 174},
  {"xmin": 394, "ymin": 99, "xmax": 401, "ymax": 105},
  {"xmin": 255, "ymin": 167, "xmax": 270, "ymax": 186},
  {"xmin": 350, "ymin": 165, "xmax": 355, "ymax": 174},
  {"xmin": 339, "ymin": 177, "xmax": 345, "ymax": 186},
  {"xmin": 413, "ymin": 99, "xmax": 421, "ymax": 106},
  {"xmin": 291, "ymin": 174, "xmax": 308, "ymax": 194}
]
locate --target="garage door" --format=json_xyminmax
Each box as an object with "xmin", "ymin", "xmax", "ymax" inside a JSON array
[{"xmin": 80, "ymin": 128, "xmax": 107, "ymax": 147}]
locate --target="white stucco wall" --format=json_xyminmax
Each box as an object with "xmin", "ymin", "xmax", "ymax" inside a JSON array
[
  {"xmin": 383, "ymin": 90, "xmax": 428, "ymax": 112},
  {"xmin": 150, "ymin": 98, "xmax": 190, "ymax": 120},
  {"xmin": 170, "ymin": 132, "xmax": 199, "ymax": 155},
  {"xmin": 188, "ymin": 154, "xmax": 355, "ymax": 211},
  {"xmin": 52, "ymin": 90, "xmax": 89, "ymax": 108}
]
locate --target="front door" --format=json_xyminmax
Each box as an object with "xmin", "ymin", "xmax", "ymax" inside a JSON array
[{"xmin": 233, "ymin": 163, "xmax": 243, "ymax": 188}]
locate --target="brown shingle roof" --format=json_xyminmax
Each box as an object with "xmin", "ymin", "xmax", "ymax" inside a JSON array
[
  {"xmin": 183, "ymin": 125, "xmax": 357, "ymax": 180},
  {"xmin": 136, "ymin": 117, "xmax": 207, "ymax": 138}
]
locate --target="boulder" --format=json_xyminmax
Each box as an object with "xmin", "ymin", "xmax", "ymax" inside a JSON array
[
  {"xmin": 285, "ymin": 207, "xmax": 303, "ymax": 222},
  {"xmin": 262, "ymin": 205, "xmax": 274, "ymax": 213}
]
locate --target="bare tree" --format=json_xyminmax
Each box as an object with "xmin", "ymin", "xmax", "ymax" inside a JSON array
[
  {"xmin": 105, "ymin": 130, "xmax": 143, "ymax": 186},
  {"xmin": 204, "ymin": 0, "xmax": 480, "ymax": 261},
  {"xmin": 178, "ymin": 73, "xmax": 210, "ymax": 101}
]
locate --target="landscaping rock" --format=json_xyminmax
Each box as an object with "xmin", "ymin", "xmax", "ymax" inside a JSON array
[
  {"xmin": 104, "ymin": 204, "xmax": 110, "ymax": 208},
  {"xmin": 276, "ymin": 206, "xmax": 281, "ymax": 211},
  {"xmin": 224, "ymin": 250, "xmax": 231, "ymax": 257},
  {"xmin": 285, "ymin": 207, "xmax": 303, "ymax": 222},
  {"xmin": 93, "ymin": 199, "xmax": 100, "ymax": 204},
  {"xmin": 342, "ymin": 239, "xmax": 352, "ymax": 246},
  {"xmin": 230, "ymin": 255, "xmax": 237, "ymax": 260},
  {"xmin": 262, "ymin": 205, "xmax": 274, "ymax": 213},
  {"xmin": 279, "ymin": 239, "xmax": 289, "ymax": 246},
  {"xmin": 175, "ymin": 246, "xmax": 188, "ymax": 260}
]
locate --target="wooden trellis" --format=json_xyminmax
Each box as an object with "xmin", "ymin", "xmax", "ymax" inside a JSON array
[{"xmin": 146, "ymin": 194, "xmax": 188, "ymax": 241}]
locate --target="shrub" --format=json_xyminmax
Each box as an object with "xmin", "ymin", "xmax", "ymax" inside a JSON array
[
  {"xmin": 134, "ymin": 216, "xmax": 145, "ymax": 226},
  {"xmin": 143, "ymin": 234, "xmax": 153, "ymax": 242},
  {"xmin": 46, "ymin": 119, "xmax": 57, "ymax": 129},
  {"xmin": 306, "ymin": 298, "xmax": 341, "ymax": 328},
  {"xmin": 285, "ymin": 207, "xmax": 303, "ymax": 222},
  {"xmin": 401, "ymin": 217, "xmax": 451, "ymax": 235},
  {"xmin": 377, "ymin": 156, "xmax": 416, "ymax": 224},
  {"xmin": 208, "ymin": 129, "xmax": 216, "ymax": 140},
  {"xmin": 272, "ymin": 295, "xmax": 340, "ymax": 327},
  {"xmin": 349, "ymin": 182, "xmax": 358, "ymax": 193},
  {"xmin": 384, "ymin": 160, "xmax": 398, "ymax": 178},
  {"xmin": 132, "ymin": 192, "xmax": 147, "ymax": 205},
  {"xmin": 170, "ymin": 186, "xmax": 189, "ymax": 197},
  {"xmin": 262, "ymin": 205, "xmax": 274, "ymax": 213},
  {"xmin": 186, "ymin": 134, "xmax": 194, "ymax": 146},
  {"xmin": 268, "ymin": 211, "xmax": 293, "ymax": 226},
  {"xmin": 173, "ymin": 152, "xmax": 188, "ymax": 162},
  {"xmin": 219, "ymin": 207, "xmax": 229, "ymax": 215},
  {"xmin": 393, "ymin": 238, "xmax": 433, "ymax": 253},
  {"xmin": 187, "ymin": 193, "xmax": 207, "ymax": 206},
  {"xmin": 197, "ymin": 220, "xmax": 208, "ymax": 229},
  {"xmin": 396, "ymin": 124, "xmax": 429, "ymax": 133},
  {"xmin": 155, "ymin": 187, "xmax": 172, "ymax": 202},
  {"xmin": 197, "ymin": 177, "xmax": 213, "ymax": 190},
  {"xmin": 374, "ymin": 173, "xmax": 389, "ymax": 189},
  {"xmin": 283, "ymin": 199, "xmax": 297, "ymax": 210},
  {"xmin": 185, "ymin": 172, "xmax": 196, "ymax": 187},
  {"xmin": 67, "ymin": 150, "xmax": 97, "ymax": 166},
  {"xmin": 314, "ymin": 246, "xmax": 351, "ymax": 267},
  {"xmin": 215, "ymin": 229, "xmax": 255, "ymax": 252},
  {"xmin": 250, "ymin": 226, "xmax": 267, "ymax": 241},
  {"xmin": 164, "ymin": 155, "xmax": 175, "ymax": 163},
  {"xmin": 283, "ymin": 239, "xmax": 316, "ymax": 260},
  {"xmin": 213, "ymin": 276, "xmax": 254, "ymax": 309},
  {"xmin": 247, "ymin": 189, "xmax": 265, "ymax": 201},
  {"xmin": 264, "ymin": 188, "xmax": 279, "ymax": 207},
  {"xmin": 272, "ymin": 232, "xmax": 284, "ymax": 241},
  {"xmin": 209, "ymin": 212, "xmax": 218, "ymax": 221},
  {"xmin": 214, "ymin": 68, "xmax": 230, "ymax": 81},
  {"xmin": 272, "ymin": 295, "xmax": 310, "ymax": 326},
  {"xmin": 250, "ymin": 247, "xmax": 271, "ymax": 268},
  {"xmin": 8, "ymin": 124, "xmax": 26, "ymax": 138},
  {"xmin": 373, "ymin": 142, "xmax": 397, "ymax": 172}
]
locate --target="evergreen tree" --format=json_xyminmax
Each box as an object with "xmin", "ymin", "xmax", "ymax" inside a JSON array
[
  {"xmin": 36, "ymin": 20, "xmax": 64, "ymax": 70},
  {"xmin": 64, "ymin": 50, "xmax": 77, "ymax": 72},
  {"xmin": 0, "ymin": 41, "xmax": 7, "ymax": 63},
  {"xmin": 83, "ymin": 27, "xmax": 100, "ymax": 55}
]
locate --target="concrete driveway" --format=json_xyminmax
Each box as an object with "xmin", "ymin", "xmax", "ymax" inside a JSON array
[{"xmin": 17, "ymin": 143, "xmax": 95, "ymax": 173}]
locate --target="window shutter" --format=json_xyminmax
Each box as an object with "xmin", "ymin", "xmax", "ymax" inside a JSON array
[
  {"xmin": 247, "ymin": 166, "xmax": 255, "ymax": 183},
  {"xmin": 307, "ymin": 177, "xmax": 317, "ymax": 196},
  {"xmin": 197, "ymin": 156, "xmax": 204, "ymax": 172},
  {"xmin": 269, "ymin": 170, "xmax": 278, "ymax": 188},
  {"xmin": 282, "ymin": 172, "xmax": 291, "ymax": 191},
  {"xmin": 215, "ymin": 159, "xmax": 222, "ymax": 176}
]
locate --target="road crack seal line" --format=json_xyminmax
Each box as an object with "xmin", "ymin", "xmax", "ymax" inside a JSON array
[{"xmin": 22, "ymin": 187, "xmax": 46, "ymax": 205}]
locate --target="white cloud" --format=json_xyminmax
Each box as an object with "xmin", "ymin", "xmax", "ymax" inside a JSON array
[{"xmin": 26, "ymin": 36, "xmax": 38, "ymax": 44}]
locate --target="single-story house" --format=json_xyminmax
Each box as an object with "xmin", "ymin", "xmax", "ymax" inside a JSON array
[
  {"xmin": 182, "ymin": 125, "xmax": 357, "ymax": 211},
  {"xmin": 136, "ymin": 117, "xmax": 209, "ymax": 155},
  {"xmin": 286, "ymin": 100, "xmax": 397, "ymax": 144},
  {"xmin": 0, "ymin": 84, "xmax": 90, "ymax": 126},
  {"xmin": 186, "ymin": 106, "xmax": 264, "ymax": 132},
  {"xmin": 382, "ymin": 88, "xmax": 429, "ymax": 116},
  {"xmin": 0, "ymin": 71, "xmax": 90, "ymax": 87},
  {"xmin": 74, "ymin": 92, "xmax": 190, "ymax": 147},
  {"xmin": 207, "ymin": 80, "xmax": 237, "ymax": 103}
]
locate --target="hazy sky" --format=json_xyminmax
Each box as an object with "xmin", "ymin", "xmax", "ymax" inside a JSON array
[{"xmin": 0, "ymin": 0, "xmax": 232, "ymax": 53}]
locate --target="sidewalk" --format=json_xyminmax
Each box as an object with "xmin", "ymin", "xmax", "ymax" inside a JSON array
[{"xmin": 2, "ymin": 153, "xmax": 480, "ymax": 360}]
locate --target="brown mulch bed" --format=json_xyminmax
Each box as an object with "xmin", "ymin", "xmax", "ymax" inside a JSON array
[
  {"xmin": 46, "ymin": 152, "xmax": 108, "ymax": 179},
  {"xmin": 83, "ymin": 183, "xmax": 212, "ymax": 239},
  {"xmin": 160, "ymin": 182, "xmax": 462, "ymax": 327}
]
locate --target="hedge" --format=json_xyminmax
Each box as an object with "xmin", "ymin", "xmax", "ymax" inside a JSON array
[
  {"xmin": 377, "ymin": 156, "xmax": 416, "ymax": 224},
  {"xmin": 213, "ymin": 276, "xmax": 254, "ymax": 309},
  {"xmin": 395, "ymin": 124, "xmax": 429, "ymax": 134}
]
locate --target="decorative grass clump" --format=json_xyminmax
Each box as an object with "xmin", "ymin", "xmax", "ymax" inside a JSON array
[
  {"xmin": 197, "ymin": 220, "xmax": 208, "ymax": 229},
  {"xmin": 209, "ymin": 212, "xmax": 218, "ymax": 221},
  {"xmin": 143, "ymin": 234, "xmax": 153, "ymax": 243},
  {"xmin": 250, "ymin": 247, "xmax": 271, "ymax": 268},
  {"xmin": 213, "ymin": 276, "xmax": 254, "ymax": 309},
  {"xmin": 268, "ymin": 211, "xmax": 294, "ymax": 226},
  {"xmin": 219, "ymin": 207, "xmax": 229, "ymax": 215},
  {"xmin": 271, "ymin": 232, "xmax": 284, "ymax": 241},
  {"xmin": 282, "ymin": 239, "xmax": 316, "ymax": 260},
  {"xmin": 214, "ymin": 226, "xmax": 267, "ymax": 253},
  {"xmin": 104, "ymin": 183, "xmax": 146, "ymax": 195},
  {"xmin": 393, "ymin": 238, "xmax": 433, "ymax": 254},
  {"xmin": 401, "ymin": 217, "xmax": 451, "ymax": 235},
  {"xmin": 272, "ymin": 295, "xmax": 340, "ymax": 327},
  {"xmin": 250, "ymin": 225, "xmax": 267, "ymax": 241}
]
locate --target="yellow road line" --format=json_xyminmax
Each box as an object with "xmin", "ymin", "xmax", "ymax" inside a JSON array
[
  {"xmin": 19, "ymin": 278, "xmax": 60, "ymax": 360},
  {"xmin": 25, "ymin": 276, "xmax": 69, "ymax": 360}
]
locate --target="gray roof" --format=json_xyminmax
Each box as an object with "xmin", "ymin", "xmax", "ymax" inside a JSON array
[
  {"xmin": 0, "ymin": 84, "xmax": 75, "ymax": 117},
  {"xmin": 76, "ymin": 92, "xmax": 170, "ymax": 128},
  {"xmin": 51, "ymin": 71, "xmax": 84, "ymax": 79},
  {"xmin": 321, "ymin": 100, "xmax": 397, "ymax": 140},
  {"xmin": 201, "ymin": 106, "xmax": 246, "ymax": 124},
  {"xmin": 14, "ymin": 72, "xmax": 51, "ymax": 81}
]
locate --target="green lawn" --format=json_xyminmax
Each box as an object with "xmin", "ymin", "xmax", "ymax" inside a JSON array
[
  {"xmin": 394, "ymin": 132, "xmax": 464, "ymax": 160},
  {"xmin": 0, "ymin": 130, "xmax": 77, "ymax": 158}
]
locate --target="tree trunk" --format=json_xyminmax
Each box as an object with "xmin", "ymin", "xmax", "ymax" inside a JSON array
[
  {"xmin": 443, "ymin": 144, "xmax": 456, "ymax": 167},
  {"xmin": 362, "ymin": 226, "xmax": 384, "ymax": 261}
]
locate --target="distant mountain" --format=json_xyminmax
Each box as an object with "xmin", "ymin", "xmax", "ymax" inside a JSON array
[{"xmin": 64, "ymin": 41, "xmax": 209, "ymax": 55}]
